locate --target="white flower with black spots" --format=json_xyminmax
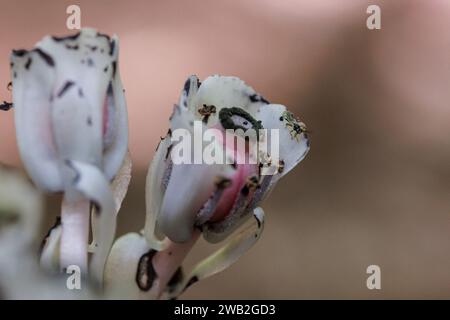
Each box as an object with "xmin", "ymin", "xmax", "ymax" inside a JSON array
[
  {"xmin": 105, "ymin": 75, "xmax": 309, "ymax": 299},
  {"xmin": 9, "ymin": 28, "xmax": 130, "ymax": 285}
]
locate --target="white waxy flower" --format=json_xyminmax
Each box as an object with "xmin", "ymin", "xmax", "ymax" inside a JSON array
[
  {"xmin": 105, "ymin": 75, "xmax": 309, "ymax": 299},
  {"xmin": 9, "ymin": 28, "xmax": 129, "ymax": 284}
]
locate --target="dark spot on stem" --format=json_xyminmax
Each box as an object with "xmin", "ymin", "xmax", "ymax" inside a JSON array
[{"xmin": 136, "ymin": 249, "xmax": 158, "ymax": 291}]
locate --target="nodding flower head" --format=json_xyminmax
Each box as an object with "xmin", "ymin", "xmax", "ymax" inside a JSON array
[
  {"xmin": 145, "ymin": 75, "xmax": 309, "ymax": 247},
  {"xmin": 105, "ymin": 75, "xmax": 309, "ymax": 299},
  {"xmin": 9, "ymin": 28, "xmax": 130, "ymax": 284},
  {"xmin": 10, "ymin": 27, "xmax": 128, "ymax": 193}
]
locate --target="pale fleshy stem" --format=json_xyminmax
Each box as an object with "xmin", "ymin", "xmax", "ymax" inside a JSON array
[
  {"xmin": 60, "ymin": 196, "xmax": 90, "ymax": 275},
  {"xmin": 151, "ymin": 230, "xmax": 201, "ymax": 299}
]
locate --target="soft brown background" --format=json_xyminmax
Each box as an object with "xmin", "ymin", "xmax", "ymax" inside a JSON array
[{"xmin": 1, "ymin": 0, "xmax": 450, "ymax": 299}]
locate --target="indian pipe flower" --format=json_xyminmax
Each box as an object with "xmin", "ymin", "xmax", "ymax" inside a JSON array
[
  {"xmin": 9, "ymin": 28, "xmax": 130, "ymax": 285},
  {"xmin": 104, "ymin": 75, "xmax": 309, "ymax": 299}
]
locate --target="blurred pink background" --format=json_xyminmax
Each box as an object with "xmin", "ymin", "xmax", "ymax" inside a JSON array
[{"xmin": 1, "ymin": 0, "xmax": 450, "ymax": 298}]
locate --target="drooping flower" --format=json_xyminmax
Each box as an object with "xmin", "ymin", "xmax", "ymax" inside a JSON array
[
  {"xmin": 105, "ymin": 75, "xmax": 309, "ymax": 299},
  {"xmin": 9, "ymin": 28, "xmax": 130, "ymax": 284}
]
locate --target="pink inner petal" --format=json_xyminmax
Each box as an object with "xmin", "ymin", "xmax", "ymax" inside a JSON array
[{"xmin": 209, "ymin": 128, "xmax": 258, "ymax": 222}]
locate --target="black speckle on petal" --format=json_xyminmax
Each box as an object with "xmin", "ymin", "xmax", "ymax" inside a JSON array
[
  {"xmin": 57, "ymin": 81, "xmax": 75, "ymax": 98},
  {"xmin": 96, "ymin": 32, "xmax": 111, "ymax": 41},
  {"xmin": 52, "ymin": 32, "xmax": 80, "ymax": 42},
  {"xmin": 112, "ymin": 61, "xmax": 117, "ymax": 78},
  {"xmin": 249, "ymin": 94, "xmax": 270, "ymax": 104},
  {"xmin": 65, "ymin": 44, "xmax": 79, "ymax": 50},
  {"xmin": 86, "ymin": 58, "xmax": 94, "ymax": 67},
  {"xmin": 254, "ymin": 214, "xmax": 262, "ymax": 229},
  {"xmin": 12, "ymin": 49, "xmax": 28, "ymax": 57},
  {"xmin": 183, "ymin": 78, "xmax": 191, "ymax": 95},
  {"xmin": 85, "ymin": 44, "xmax": 97, "ymax": 52},
  {"xmin": 33, "ymin": 48, "xmax": 55, "ymax": 67},
  {"xmin": 109, "ymin": 40, "xmax": 115, "ymax": 56},
  {"xmin": 24, "ymin": 57, "xmax": 32, "ymax": 70}
]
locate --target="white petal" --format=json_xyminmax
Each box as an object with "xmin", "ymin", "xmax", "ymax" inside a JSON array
[
  {"xmin": 167, "ymin": 207, "xmax": 265, "ymax": 299},
  {"xmin": 143, "ymin": 136, "xmax": 172, "ymax": 251},
  {"xmin": 110, "ymin": 151, "xmax": 132, "ymax": 211},
  {"xmin": 41, "ymin": 29, "xmax": 118, "ymax": 168},
  {"xmin": 159, "ymin": 160, "xmax": 234, "ymax": 243},
  {"xmin": 103, "ymin": 35, "xmax": 129, "ymax": 181},
  {"xmin": 11, "ymin": 28, "xmax": 127, "ymax": 190},
  {"xmin": 178, "ymin": 75, "xmax": 200, "ymax": 113},
  {"xmin": 10, "ymin": 48, "xmax": 62, "ymax": 191},
  {"xmin": 257, "ymin": 104, "xmax": 310, "ymax": 178},
  {"xmin": 51, "ymin": 79, "xmax": 103, "ymax": 168}
]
